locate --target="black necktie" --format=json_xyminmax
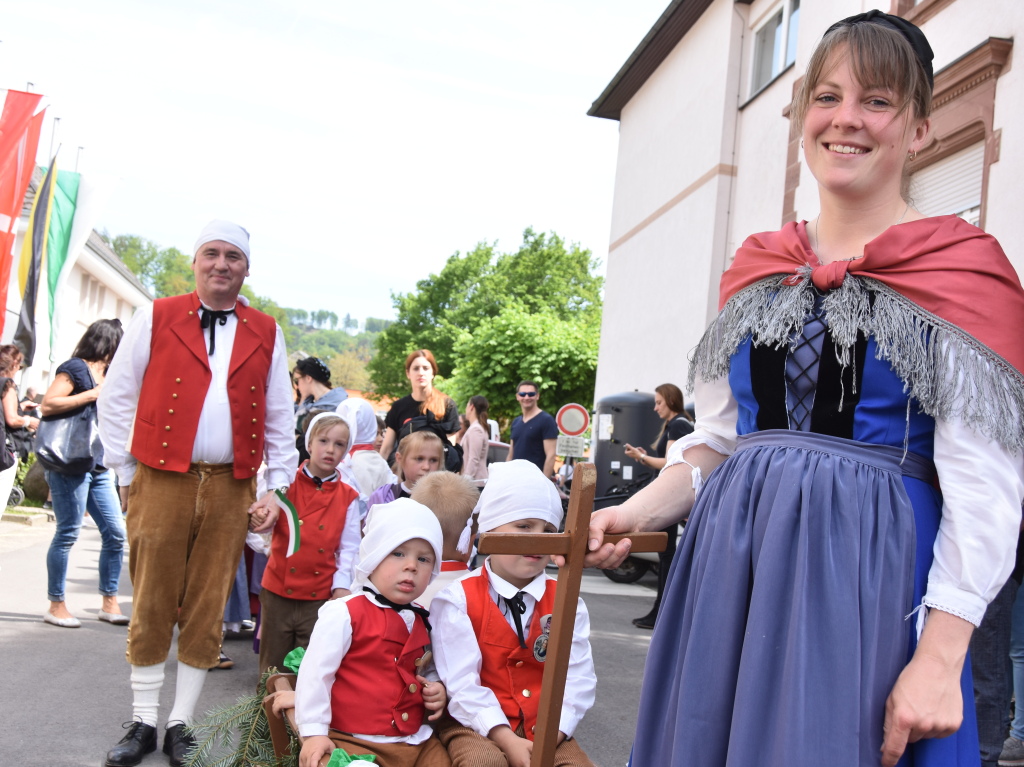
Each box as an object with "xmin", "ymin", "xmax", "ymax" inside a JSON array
[
  {"xmin": 504, "ymin": 592, "xmax": 528, "ymax": 649},
  {"xmin": 199, "ymin": 308, "xmax": 234, "ymax": 355},
  {"xmin": 364, "ymin": 587, "xmax": 432, "ymax": 632}
]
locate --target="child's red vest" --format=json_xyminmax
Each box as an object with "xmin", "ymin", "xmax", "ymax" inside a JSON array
[
  {"xmin": 330, "ymin": 595, "xmax": 431, "ymax": 736},
  {"xmin": 463, "ymin": 568, "xmax": 557, "ymax": 741},
  {"xmin": 131, "ymin": 292, "xmax": 276, "ymax": 479},
  {"xmin": 261, "ymin": 465, "xmax": 358, "ymax": 600}
]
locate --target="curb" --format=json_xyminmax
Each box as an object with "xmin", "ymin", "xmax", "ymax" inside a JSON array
[{"xmin": 2, "ymin": 509, "xmax": 53, "ymax": 526}]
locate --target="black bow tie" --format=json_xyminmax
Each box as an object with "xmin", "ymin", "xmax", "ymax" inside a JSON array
[
  {"xmin": 504, "ymin": 592, "xmax": 528, "ymax": 649},
  {"xmin": 364, "ymin": 587, "xmax": 432, "ymax": 633},
  {"xmin": 199, "ymin": 308, "xmax": 234, "ymax": 355}
]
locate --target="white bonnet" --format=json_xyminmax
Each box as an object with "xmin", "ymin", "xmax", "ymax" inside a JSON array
[
  {"xmin": 193, "ymin": 219, "xmax": 250, "ymax": 263},
  {"xmin": 456, "ymin": 460, "xmax": 563, "ymax": 553},
  {"xmin": 355, "ymin": 498, "xmax": 444, "ymax": 585},
  {"xmin": 336, "ymin": 398, "xmax": 379, "ymax": 448},
  {"xmin": 304, "ymin": 411, "xmax": 351, "ymax": 452}
]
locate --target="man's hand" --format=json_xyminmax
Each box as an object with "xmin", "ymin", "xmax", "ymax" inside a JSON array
[
  {"xmin": 330, "ymin": 588, "xmax": 350, "ymax": 600},
  {"xmin": 489, "ymin": 725, "xmax": 532, "ymax": 767},
  {"xmin": 248, "ymin": 491, "xmax": 280, "ymax": 532},
  {"xmin": 419, "ymin": 675, "xmax": 447, "ymax": 721},
  {"xmin": 299, "ymin": 735, "xmax": 334, "ymax": 767},
  {"xmin": 118, "ymin": 486, "xmax": 129, "ymax": 513}
]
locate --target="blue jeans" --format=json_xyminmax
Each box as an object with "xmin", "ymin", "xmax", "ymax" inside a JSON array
[
  {"xmin": 1010, "ymin": 582, "xmax": 1024, "ymax": 741},
  {"xmin": 45, "ymin": 468, "xmax": 125, "ymax": 601}
]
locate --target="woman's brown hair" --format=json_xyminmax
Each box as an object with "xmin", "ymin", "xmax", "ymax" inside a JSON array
[
  {"xmin": 651, "ymin": 383, "xmax": 686, "ymax": 453},
  {"xmin": 405, "ymin": 349, "xmax": 450, "ymax": 420}
]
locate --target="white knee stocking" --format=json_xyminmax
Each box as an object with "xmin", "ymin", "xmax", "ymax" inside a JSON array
[
  {"xmin": 167, "ymin": 661, "xmax": 208, "ymax": 726},
  {"xmin": 130, "ymin": 663, "xmax": 165, "ymax": 727}
]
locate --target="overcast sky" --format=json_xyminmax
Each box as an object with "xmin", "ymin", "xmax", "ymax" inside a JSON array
[{"xmin": 2, "ymin": 0, "xmax": 668, "ymax": 322}]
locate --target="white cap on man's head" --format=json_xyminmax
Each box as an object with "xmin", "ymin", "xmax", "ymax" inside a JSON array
[
  {"xmin": 355, "ymin": 498, "xmax": 444, "ymax": 586},
  {"xmin": 193, "ymin": 219, "xmax": 250, "ymax": 263},
  {"xmin": 457, "ymin": 460, "xmax": 563, "ymax": 553}
]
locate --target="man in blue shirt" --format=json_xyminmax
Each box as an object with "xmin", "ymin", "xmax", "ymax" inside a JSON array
[{"xmin": 506, "ymin": 380, "xmax": 558, "ymax": 478}]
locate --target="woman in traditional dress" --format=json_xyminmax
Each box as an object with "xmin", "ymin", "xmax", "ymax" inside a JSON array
[{"xmin": 584, "ymin": 12, "xmax": 1024, "ymax": 766}]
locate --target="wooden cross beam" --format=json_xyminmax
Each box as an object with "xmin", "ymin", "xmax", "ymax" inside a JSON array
[{"xmin": 477, "ymin": 462, "xmax": 666, "ymax": 767}]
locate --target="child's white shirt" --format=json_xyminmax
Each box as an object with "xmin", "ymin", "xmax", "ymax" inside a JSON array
[
  {"xmin": 430, "ymin": 560, "xmax": 596, "ymax": 739},
  {"xmin": 294, "ymin": 587, "xmax": 439, "ymax": 743}
]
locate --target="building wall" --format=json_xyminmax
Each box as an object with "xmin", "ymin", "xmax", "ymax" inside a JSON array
[
  {"xmin": 3, "ymin": 222, "xmax": 150, "ymax": 393},
  {"xmin": 595, "ymin": 0, "xmax": 1024, "ymax": 404}
]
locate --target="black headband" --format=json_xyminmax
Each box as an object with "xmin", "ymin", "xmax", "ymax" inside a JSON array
[
  {"xmin": 824, "ymin": 10, "xmax": 934, "ymax": 90},
  {"xmin": 296, "ymin": 356, "xmax": 332, "ymax": 385}
]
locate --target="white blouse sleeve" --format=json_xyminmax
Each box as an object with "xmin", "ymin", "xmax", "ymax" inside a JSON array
[
  {"xmin": 924, "ymin": 414, "xmax": 1024, "ymax": 626},
  {"xmin": 332, "ymin": 496, "xmax": 363, "ymax": 591},
  {"xmin": 295, "ymin": 599, "xmax": 353, "ymax": 737}
]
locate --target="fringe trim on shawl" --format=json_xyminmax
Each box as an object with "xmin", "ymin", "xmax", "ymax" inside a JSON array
[{"xmin": 688, "ymin": 272, "xmax": 1024, "ymax": 453}]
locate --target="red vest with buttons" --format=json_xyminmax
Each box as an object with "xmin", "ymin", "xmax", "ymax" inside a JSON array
[
  {"xmin": 131, "ymin": 292, "xmax": 276, "ymax": 479},
  {"xmin": 463, "ymin": 568, "xmax": 557, "ymax": 741},
  {"xmin": 330, "ymin": 595, "xmax": 430, "ymax": 736},
  {"xmin": 261, "ymin": 464, "xmax": 358, "ymax": 600}
]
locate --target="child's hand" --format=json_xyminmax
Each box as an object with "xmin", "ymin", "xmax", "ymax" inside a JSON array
[
  {"xmin": 299, "ymin": 735, "xmax": 334, "ymax": 767},
  {"xmin": 418, "ymin": 675, "xmax": 446, "ymax": 721},
  {"xmin": 490, "ymin": 725, "xmax": 532, "ymax": 767},
  {"xmin": 263, "ymin": 690, "xmax": 295, "ymax": 719},
  {"xmin": 330, "ymin": 588, "xmax": 350, "ymax": 600}
]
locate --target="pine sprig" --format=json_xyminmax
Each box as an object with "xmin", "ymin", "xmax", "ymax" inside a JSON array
[{"xmin": 182, "ymin": 669, "xmax": 299, "ymax": 767}]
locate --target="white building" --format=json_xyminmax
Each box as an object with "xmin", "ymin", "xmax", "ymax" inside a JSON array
[
  {"xmin": 3, "ymin": 169, "xmax": 151, "ymax": 391},
  {"xmin": 591, "ymin": 0, "xmax": 1022, "ymax": 400}
]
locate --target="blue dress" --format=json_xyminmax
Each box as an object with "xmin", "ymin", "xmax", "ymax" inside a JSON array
[{"xmin": 629, "ymin": 300, "xmax": 980, "ymax": 766}]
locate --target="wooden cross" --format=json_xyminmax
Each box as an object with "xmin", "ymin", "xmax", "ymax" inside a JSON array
[{"xmin": 477, "ymin": 462, "xmax": 666, "ymax": 767}]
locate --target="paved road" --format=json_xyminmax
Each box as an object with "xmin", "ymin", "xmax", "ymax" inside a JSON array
[{"xmin": 0, "ymin": 518, "xmax": 658, "ymax": 767}]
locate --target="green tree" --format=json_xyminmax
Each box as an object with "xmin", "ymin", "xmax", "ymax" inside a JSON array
[
  {"xmin": 111, "ymin": 236, "xmax": 194, "ymax": 298},
  {"xmin": 330, "ymin": 350, "xmax": 370, "ymax": 391},
  {"xmin": 446, "ymin": 302, "xmax": 600, "ymax": 430},
  {"xmin": 368, "ymin": 228, "xmax": 602, "ymax": 399}
]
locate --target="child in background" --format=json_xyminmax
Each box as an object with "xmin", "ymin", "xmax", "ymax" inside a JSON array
[
  {"xmin": 431, "ymin": 460, "xmax": 596, "ymax": 767},
  {"xmin": 368, "ymin": 431, "xmax": 444, "ymax": 507},
  {"xmin": 338, "ymin": 398, "xmax": 396, "ymax": 507},
  {"xmin": 258, "ymin": 413, "xmax": 362, "ymax": 674},
  {"xmin": 295, "ymin": 498, "xmax": 452, "ymax": 767},
  {"xmin": 410, "ymin": 471, "xmax": 479, "ymax": 608}
]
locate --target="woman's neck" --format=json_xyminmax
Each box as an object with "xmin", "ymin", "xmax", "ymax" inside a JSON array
[
  {"xmin": 310, "ymin": 381, "xmax": 331, "ymax": 400},
  {"xmin": 410, "ymin": 384, "xmax": 431, "ymax": 401},
  {"xmin": 812, "ymin": 193, "xmax": 914, "ymax": 265}
]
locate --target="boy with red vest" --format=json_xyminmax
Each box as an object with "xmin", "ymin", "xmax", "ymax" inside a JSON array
[
  {"xmin": 295, "ymin": 498, "xmax": 452, "ymax": 767},
  {"xmin": 431, "ymin": 460, "xmax": 597, "ymax": 767},
  {"xmin": 258, "ymin": 412, "xmax": 362, "ymax": 673}
]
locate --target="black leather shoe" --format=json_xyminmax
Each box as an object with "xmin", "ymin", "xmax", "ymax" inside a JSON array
[
  {"xmin": 163, "ymin": 723, "xmax": 197, "ymax": 767},
  {"xmin": 632, "ymin": 610, "xmax": 657, "ymax": 630},
  {"xmin": 105, "ymin": 721, "xmax": 157, "ymax": 767}
]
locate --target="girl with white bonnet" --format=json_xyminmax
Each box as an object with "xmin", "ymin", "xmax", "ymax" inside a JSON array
[
  {"xmin": 294, "ymin": 498, "xmax": 452, "ymax": 767},
  {"xmin": 431, "ymin": 460, "xmax": 597, "ymax": 767},
  {"xmin": 337, "ymin": 397, "xmax": 397, "ymax": 510}
]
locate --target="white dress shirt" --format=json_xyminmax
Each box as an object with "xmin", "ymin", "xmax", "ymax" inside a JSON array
[
  {"xmin": 431, "ymin": 561, "xmax": 596, "ymax": 739},
  {"xmin": 98, "ymin": 295, "xmax": 298, "ymax": 490},
  {"xmin": 667, "ymin": 367, "xmax": 1024, "ymax": 627},
  {"xmin": 294, "ymin": 587, "xmax": 438, "ymax": 742}
]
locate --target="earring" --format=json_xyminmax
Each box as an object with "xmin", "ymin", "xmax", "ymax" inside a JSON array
[
  {"xmin": 800, "ymin": 138, "xmax": 805, "ymax": 149},
  {"xmin": 908, "ymin": 150, "xmax": 918, "ymax": 161}
]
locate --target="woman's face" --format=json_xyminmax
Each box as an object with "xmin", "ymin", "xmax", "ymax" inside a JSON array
[
  {"xmin": 802, "ymin": 51, "xmax": 928, "ymax": 203},
  {"xmin": 654, "ymin": 393, "xmax": 672, "ymax": 421},
  {"xmin": 406, "ymin": 356, "xmax": 434, "ymax": 391},
  {"xmin": 293, "ymin": 372, "xmax": 312, "ymax": 400},
  {"xmin": 465, "ymin": 402, "xmax": 476, "ymax": 420}
]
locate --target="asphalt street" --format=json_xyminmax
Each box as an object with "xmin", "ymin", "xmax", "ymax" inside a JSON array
[{"xmin": 0, "ymin": 517, "xmax": 657, "ymax": 767}]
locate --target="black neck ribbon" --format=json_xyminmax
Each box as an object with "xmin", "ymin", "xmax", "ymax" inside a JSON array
[
  {"xmin": 364, "ymin": 586, "xmax": 431, "ymax": 633},
  {"xmin": 199, "ymin": 308, "xmax": 235, "ymax": 355}
]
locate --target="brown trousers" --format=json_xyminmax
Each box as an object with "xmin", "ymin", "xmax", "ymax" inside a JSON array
[
  {"xmin": 258, "ymin": 587, "xmax": 326, "ymax": 674},
  {"xmin": 435, "ymin": 717, "xmax": 595, "ymax": 767},
  {"xmin": 126, "ymin": 462, "xmax": 254, "ymax": 668},
  {"xmin": 327, "ymin": 730, "xmax": 451, "ymax": 767}
]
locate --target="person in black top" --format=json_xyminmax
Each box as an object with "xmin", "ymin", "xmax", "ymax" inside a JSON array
[
  {"xmin": 41, "ymin": 319, "xmax": 127, "ymax": 629},
  {"xmin": 378, "ymin": 349, "xmax": 459, "ymax": 468},
  {"xmin": 623, "ymin": 383, "xmax": 693, "ymax": 629}
]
